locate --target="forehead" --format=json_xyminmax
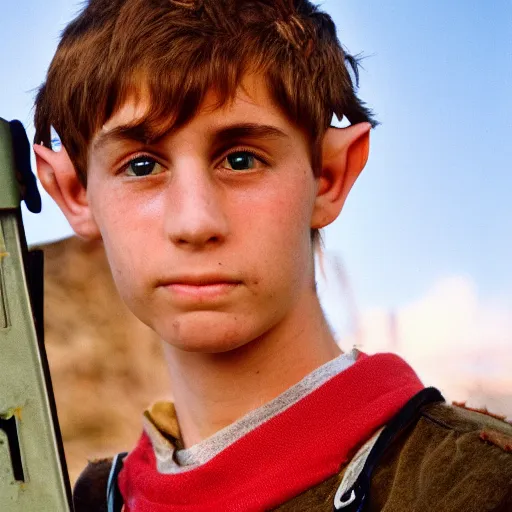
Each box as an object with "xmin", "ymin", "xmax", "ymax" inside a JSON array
[{"xmin": 97, "ymin": 74, "xmax": 294, "ymax": 144}]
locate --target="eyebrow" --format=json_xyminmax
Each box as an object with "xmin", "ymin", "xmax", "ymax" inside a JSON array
[
  {"xmin": 92, "ymin": 122, "xmax": 289, "ymax": 153},
  {"xmin": 211, "ymin": 124, "xmax": 289, "ymax": 147},
  {"xmin": 92, "ymin": 123, "xmax": 155, "ymax": 152}
]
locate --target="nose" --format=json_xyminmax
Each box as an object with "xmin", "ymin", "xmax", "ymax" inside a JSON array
[{"xmin": 164, "ymin": 162, "xmax": 229, "ymax": 249}]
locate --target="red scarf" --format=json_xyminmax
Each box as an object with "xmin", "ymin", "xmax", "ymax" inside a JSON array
[{"xmin": 119, "ymin": 353, "xmax": 423, "ymax": 511}]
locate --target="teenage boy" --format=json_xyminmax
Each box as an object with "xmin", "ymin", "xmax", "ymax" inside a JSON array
[{"xmin": 33, "ymin": 0, "xmax": 512, "ymax": 510}]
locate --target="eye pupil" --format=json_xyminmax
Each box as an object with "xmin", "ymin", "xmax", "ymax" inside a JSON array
[
  {"xmin": 228, "ymin": 152, "xmax": 254, "ymax": 170},
  {"xmin": 130, "ymin": 156, "xmax": 156, "ymax": 176}
]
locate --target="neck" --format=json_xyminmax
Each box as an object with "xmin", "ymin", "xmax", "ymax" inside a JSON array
[{"xmin": 163, "ymin": 292, "xmax": 341, "ymax": 448}]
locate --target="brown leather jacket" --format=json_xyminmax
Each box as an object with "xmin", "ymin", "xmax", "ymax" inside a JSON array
[{"xmin": 74, "ymin": 390, "xmax": 512, "ymax": 511}]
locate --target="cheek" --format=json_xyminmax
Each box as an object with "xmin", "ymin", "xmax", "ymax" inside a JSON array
[
  {"xmin": 89, "ymin": 187, "xmax": 162, "ymax": 303},
  {"xmin": 100, "ymin": 229, "xmax": 142, "ymax": 304},
  {"xmin": 250, "ymin": 168, "xmax": 315, "ymax": 243},
  {"xmin": 235, "ymin": 168, "xmax": 315, "ymax": 288}
]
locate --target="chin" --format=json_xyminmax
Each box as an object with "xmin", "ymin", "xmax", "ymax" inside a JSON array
[
  {"xmin": 170, "ymin": 338, "xmax": 248, "ymax": 354},
  {"xmin": 156, "ymin": 311, "xmax": 264, "ymax": 354}
]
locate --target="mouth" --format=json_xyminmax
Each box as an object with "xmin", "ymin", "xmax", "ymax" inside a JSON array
[{"xmin": 159, "ymin": 275, "xmax": 242, "ymax": 301}]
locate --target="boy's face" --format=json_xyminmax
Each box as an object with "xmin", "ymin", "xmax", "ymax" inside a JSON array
[{"xmin": 85, "ymin": 74, "xmax": 321, "ymax": 353}]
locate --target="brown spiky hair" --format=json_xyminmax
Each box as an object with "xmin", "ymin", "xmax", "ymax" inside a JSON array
[{"xmin": 34, "ymin": 0, "xmax": 376, "ymax": 186}]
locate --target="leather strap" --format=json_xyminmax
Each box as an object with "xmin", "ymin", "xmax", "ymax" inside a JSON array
[
  {"xmin": 107, "ymin": 452, "xmax": 128, "ymax": 512},
  {"xmin": 333, "ymin": 387, "xmax": 445, "ymax": 511}
]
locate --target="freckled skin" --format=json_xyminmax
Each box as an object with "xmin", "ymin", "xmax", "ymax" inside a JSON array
[
  {"xmin": 86, "ymin": 76, "xmax": 319, "ymax": 354},
  {"xmin": 35, "ymin": 68, "xmax": 370, "ymax": 444}
]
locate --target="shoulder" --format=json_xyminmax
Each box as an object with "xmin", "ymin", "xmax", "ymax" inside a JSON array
[
  {"xmin": 372, "ymin": 401, "xmax": 512, "ymax": 511},
  {"xmin": 420, "ymin": 401, "xmax": 512, "ymax": 470},
  {"xmin": 73, "ymin": 457, "xmax": 113, "ymax": 512},
  {"xmin": 424, "ymin": 400, "xmax": 512, "ymax": 433}
]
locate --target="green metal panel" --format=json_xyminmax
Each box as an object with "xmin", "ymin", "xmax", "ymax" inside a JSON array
[
  {"xmin": 0, "ymin": 119, "xmax": 72, "ymax": 510},
  {"xmin": 0, "ymin": 118, "xmax": 20, "ymax": 210}
]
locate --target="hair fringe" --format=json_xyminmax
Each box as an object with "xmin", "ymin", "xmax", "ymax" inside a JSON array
[{"xmin": 34, "ymin": 0, "xmax": 378, "ymax": 183}]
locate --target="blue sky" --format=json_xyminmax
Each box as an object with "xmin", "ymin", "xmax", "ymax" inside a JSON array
[{"xmin": 0, "ymin": 0, "xmax": 510, "ymax": 314}]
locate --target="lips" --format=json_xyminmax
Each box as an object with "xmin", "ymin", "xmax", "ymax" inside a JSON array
[
  {"xmin": 160, "ymin": 274, "xmax": 242, "ymax": 286},
  {"xmin": 159, "ymin": 274, "xmax": 242, "ymax": 301}
]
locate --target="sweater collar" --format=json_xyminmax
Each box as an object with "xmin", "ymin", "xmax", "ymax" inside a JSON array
[
  {"xmin": 119, "ymin": 352, "xmax": 423, "ymax": 512},
  {"xmin": 144, "ymin": 350, "xmax": 357, "ymax": 474}
]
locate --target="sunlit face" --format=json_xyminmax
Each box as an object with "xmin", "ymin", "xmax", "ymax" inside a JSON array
[{"xmin": 86, "ymin": 75, "xmax": 320, "ymax": 352}]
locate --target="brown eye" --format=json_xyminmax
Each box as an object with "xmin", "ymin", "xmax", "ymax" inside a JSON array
[{"xmin": 125, "ymin": 156, "xmax": 163, "ymax": 176}]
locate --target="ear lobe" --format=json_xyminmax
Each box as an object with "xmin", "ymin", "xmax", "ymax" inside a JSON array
[
  {"xmin": 311, "ymin": 122, "xmax": 371, "ymax": 229},
  {"xmin": 33, "ymin": 144, "xmax": 101, "ymax": 240}
]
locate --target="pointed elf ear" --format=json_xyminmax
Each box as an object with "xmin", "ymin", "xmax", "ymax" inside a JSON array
[
  {"xmin": 33, "ymin": 143, "xmax": 101, "ymax": 240},
  {"xmin": 311, "ymin": 122, "xmax": 370, "ymax": 229}
]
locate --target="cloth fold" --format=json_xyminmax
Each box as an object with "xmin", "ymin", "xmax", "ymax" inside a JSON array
[
  {"xmin": 146, "ymin": 351, "xmax": 357, "ymax": 474},
  {"xmin": 119, "ymin": 352, "xmax": 423, "ymax": 512}
]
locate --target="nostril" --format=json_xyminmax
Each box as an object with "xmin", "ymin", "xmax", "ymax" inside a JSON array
[{"xmin": 175, "ymin": 234, "xmax": 223, "ymax": 247}]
